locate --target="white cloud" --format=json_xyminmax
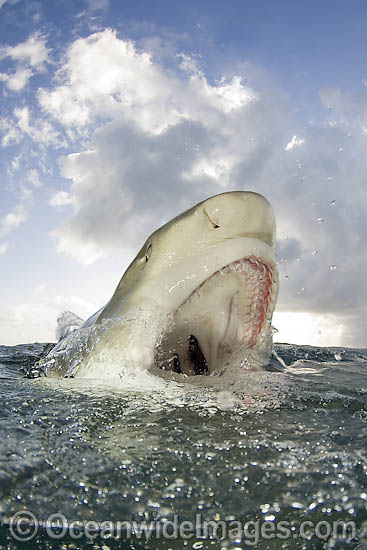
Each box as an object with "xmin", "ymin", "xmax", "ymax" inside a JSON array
[
  {"xmin": 10, "ymin": 154, "xmax": 22, "ymax": 171},
  {"xmin": 212, "ymin": 76, "xmax": 256, "ymax": 112},
  {"xmin": 0, "ymin": 32, "xmax": 49, "ymax": 91},
  {"xmin": 34, "ymin": 30, "xmax": 367, "ymax": 347},
  {"xmin": 285, "ymin": 135, "xmax": 305, "ymax": 151},
  {"xmin": 1, "ymin": 106, "xmax": 60, "ymax": 147},
  {"xmin": 273, "ymin": 311, "xmax": 367, "ymax": 349},
  {"xmin": 273, "ymin": 311, "xmax": 344, "ymax": 347},
  {"xmin": 38, "ymin": 30, "xmax": 176, "ymax": 133},
  {"xmin": 49, "ymin": 191, "xmax": 73, "ymax": 208},
  {"xmin": 35, "ymin": 30, "xmax": 264, "ymax": 263},
  {"xmin": 27, "ymin": 168, "xmax": 41, "ymax": 188},
  {"xmin": 2, "ymin": 29, "xmax": 367, "ymax": 346},
  {"xmin": 0, "ymin": 31, "xmax": 48, "ymax": 68},
  {"xmin": 0, "ymin": 295, "xmax": 96, "ymax": 345},
  {"xmin": 177, "ymin": 53, "xmax": 202, "ymax": 75},
  {"xmin": 0, "ymin": 173, "xmax": 38, "ymax": 238},
  {"xmin": 0, "ymin": 67, "xmax": 32, "ymax": 91},
  {"xmin": 0, "ymin": 0, "xmax": 20, "ymax": 9},
  {"xmin": 38, "ymin": 29, "xmax": 256, "ymax": 136},
  {"xmin": 0, "ymin": 203, "xmax": 27, "ymax": 236}
]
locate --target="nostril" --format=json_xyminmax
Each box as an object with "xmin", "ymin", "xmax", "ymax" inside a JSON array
[{"xmin": 204, "ymin": 207, "xmax": 220, "ymax": 229}]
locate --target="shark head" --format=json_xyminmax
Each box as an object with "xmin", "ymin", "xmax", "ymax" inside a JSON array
[{"xmin": 99, "ymin": 191, "xmax": 278, "ymax": 376}]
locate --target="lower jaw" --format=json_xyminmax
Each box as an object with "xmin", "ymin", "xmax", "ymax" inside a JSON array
[
  {"xmin": 155, "ymin": 257, "xmax": 277, "ymax": 377},
  {"xmin": 155, "ymin": 301, "xmax": 271, "ymax": 376},
  {"xmin": 155, "ymin": 329, "xmax": 271, "ymax": 377}
]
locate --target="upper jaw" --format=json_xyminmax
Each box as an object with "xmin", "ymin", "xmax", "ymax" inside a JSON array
[{"xmin": 142, "ymin": 236, "xmax": 277, "ymax": 311}]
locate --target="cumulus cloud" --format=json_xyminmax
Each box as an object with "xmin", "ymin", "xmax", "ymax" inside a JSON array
[
  {"xmin": 0, "ymin": 106, "xmax": 60, "ymax": 147},
  {"xmin": 0, "ymin": 180, "xmax": 38, "ymax": 239},
  {"xmin": 36, "ymin": 30, "xmax": 264, "ymax": 262},
  {"xmin": 38, "ymin": 29, "xmax": 255, "ymax": 137},
  {"xmin": 34, "ymin": 29, "xmax": 367, "ymax": 346},
  {"xmin": 0, "ymin": 67, "xmax": 32, "ymax": 91},
  {"xmin": 49, "ymin": 191, "xmax": 73, "ymax": 208},
  {"xmin": 0, "ymin": 203, "xmax": 27, "ymax": 236},
  {"xmin": 0, "ymin": 32, "xmax": 49, "ymax": 91},
  {"xmin": 2, "ymin": 28, "xmax": 366, "ymax": 346},
  {"xmin": 0, "ymin": 32, "xmax": 48, "ymax": 67}
]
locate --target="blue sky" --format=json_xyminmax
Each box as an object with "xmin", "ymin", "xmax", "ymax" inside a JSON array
[{"xmin": 1, "ymin": 0, "xmax": 367, "ymax": 346}]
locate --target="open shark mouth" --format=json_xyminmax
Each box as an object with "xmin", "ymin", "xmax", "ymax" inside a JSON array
[{"xmin": 156, "ymin": 255, "xmax": 278, "ymax": 375}]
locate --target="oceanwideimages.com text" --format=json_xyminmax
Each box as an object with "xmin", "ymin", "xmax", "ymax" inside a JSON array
[{"xmin": 4, "ymin": 510, "xmax": 358, "ymax": 546}]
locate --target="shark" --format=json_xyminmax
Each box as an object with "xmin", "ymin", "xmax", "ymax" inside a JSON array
[{"xmin": 39, "ymin": 191, "xmax": 278, "ymax": 379}]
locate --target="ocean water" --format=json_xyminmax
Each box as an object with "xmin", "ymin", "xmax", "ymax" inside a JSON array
[{"xmin": 0, "ymin": 342, "xmax": 366, "ymax": 549}]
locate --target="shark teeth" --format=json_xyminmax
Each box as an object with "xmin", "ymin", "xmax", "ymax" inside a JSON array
[
  {"xmin": 153, "ymin": 256, "xmax": 278, "ymax": 375},
  {"xmin": 177, "ymin": 256, "xmax": 277, "ymax": 321}
]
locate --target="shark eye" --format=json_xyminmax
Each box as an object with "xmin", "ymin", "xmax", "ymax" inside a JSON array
[{"xmin": 145, "ymin": 243, "xmax": 152, "ymax": 262}]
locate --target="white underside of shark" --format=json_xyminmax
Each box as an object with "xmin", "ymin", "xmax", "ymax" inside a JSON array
[{"xmin": 39, "ymin": 191, "xmax": 279, "ymax": 380}]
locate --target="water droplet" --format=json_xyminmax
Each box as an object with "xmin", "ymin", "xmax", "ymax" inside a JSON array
[
  {"xmin": 330, "ymin": 199, "xmax": 336, "ymax": 206},
  {"xmin": 240, "ymin": 359, "xmax": 251, "ymax": 370},
  {"xmin": 317, "ymin": 217, "xmax": 325, "ymax": 223},
  {"xmin": 296, "ymin": 257, "xmax": 302, "ymax": 262},
  {"xmin": 334, "ymin": 352, "xmax": 342, "ymax": 361},
  {"xmin": 292, "ymin": 501, "xmax": 304, "ymax": 509},
  {"xmin": 330, "ymin": 265, "xmax": 337, "ymax": 270},
  {"xmin": 338, "ymin": 147, "xmax": 343, "ymax": 152},
  {"xmin": 312, "ymin": 250, "xmax": 318, "ymax": 256},
  {"xmin": 284, "ymin": 275, "xmax": 289, "ymax": 280},
  {"xmin": 327, "ymin": 176, "xmax": 333, "ymax": 181}
]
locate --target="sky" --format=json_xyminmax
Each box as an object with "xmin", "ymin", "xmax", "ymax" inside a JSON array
[{"xmin": 0, "ymin": 0, "xmax": 367, "ymax": 347}]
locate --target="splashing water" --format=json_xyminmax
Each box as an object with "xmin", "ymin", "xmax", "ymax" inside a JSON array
[{"xmin": 0, "ymin": 341, "xmax": 366, "ymax": 549}]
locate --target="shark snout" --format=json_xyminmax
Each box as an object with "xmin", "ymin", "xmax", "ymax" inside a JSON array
[{"xmin": 201, "ymin": 191, "xmax": 275, "ymax": 248}]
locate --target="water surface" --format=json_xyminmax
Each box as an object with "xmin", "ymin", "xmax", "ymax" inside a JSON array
[{"xmin": 0, "ymin": 342, "xmax": 366, "ymax": 549}]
